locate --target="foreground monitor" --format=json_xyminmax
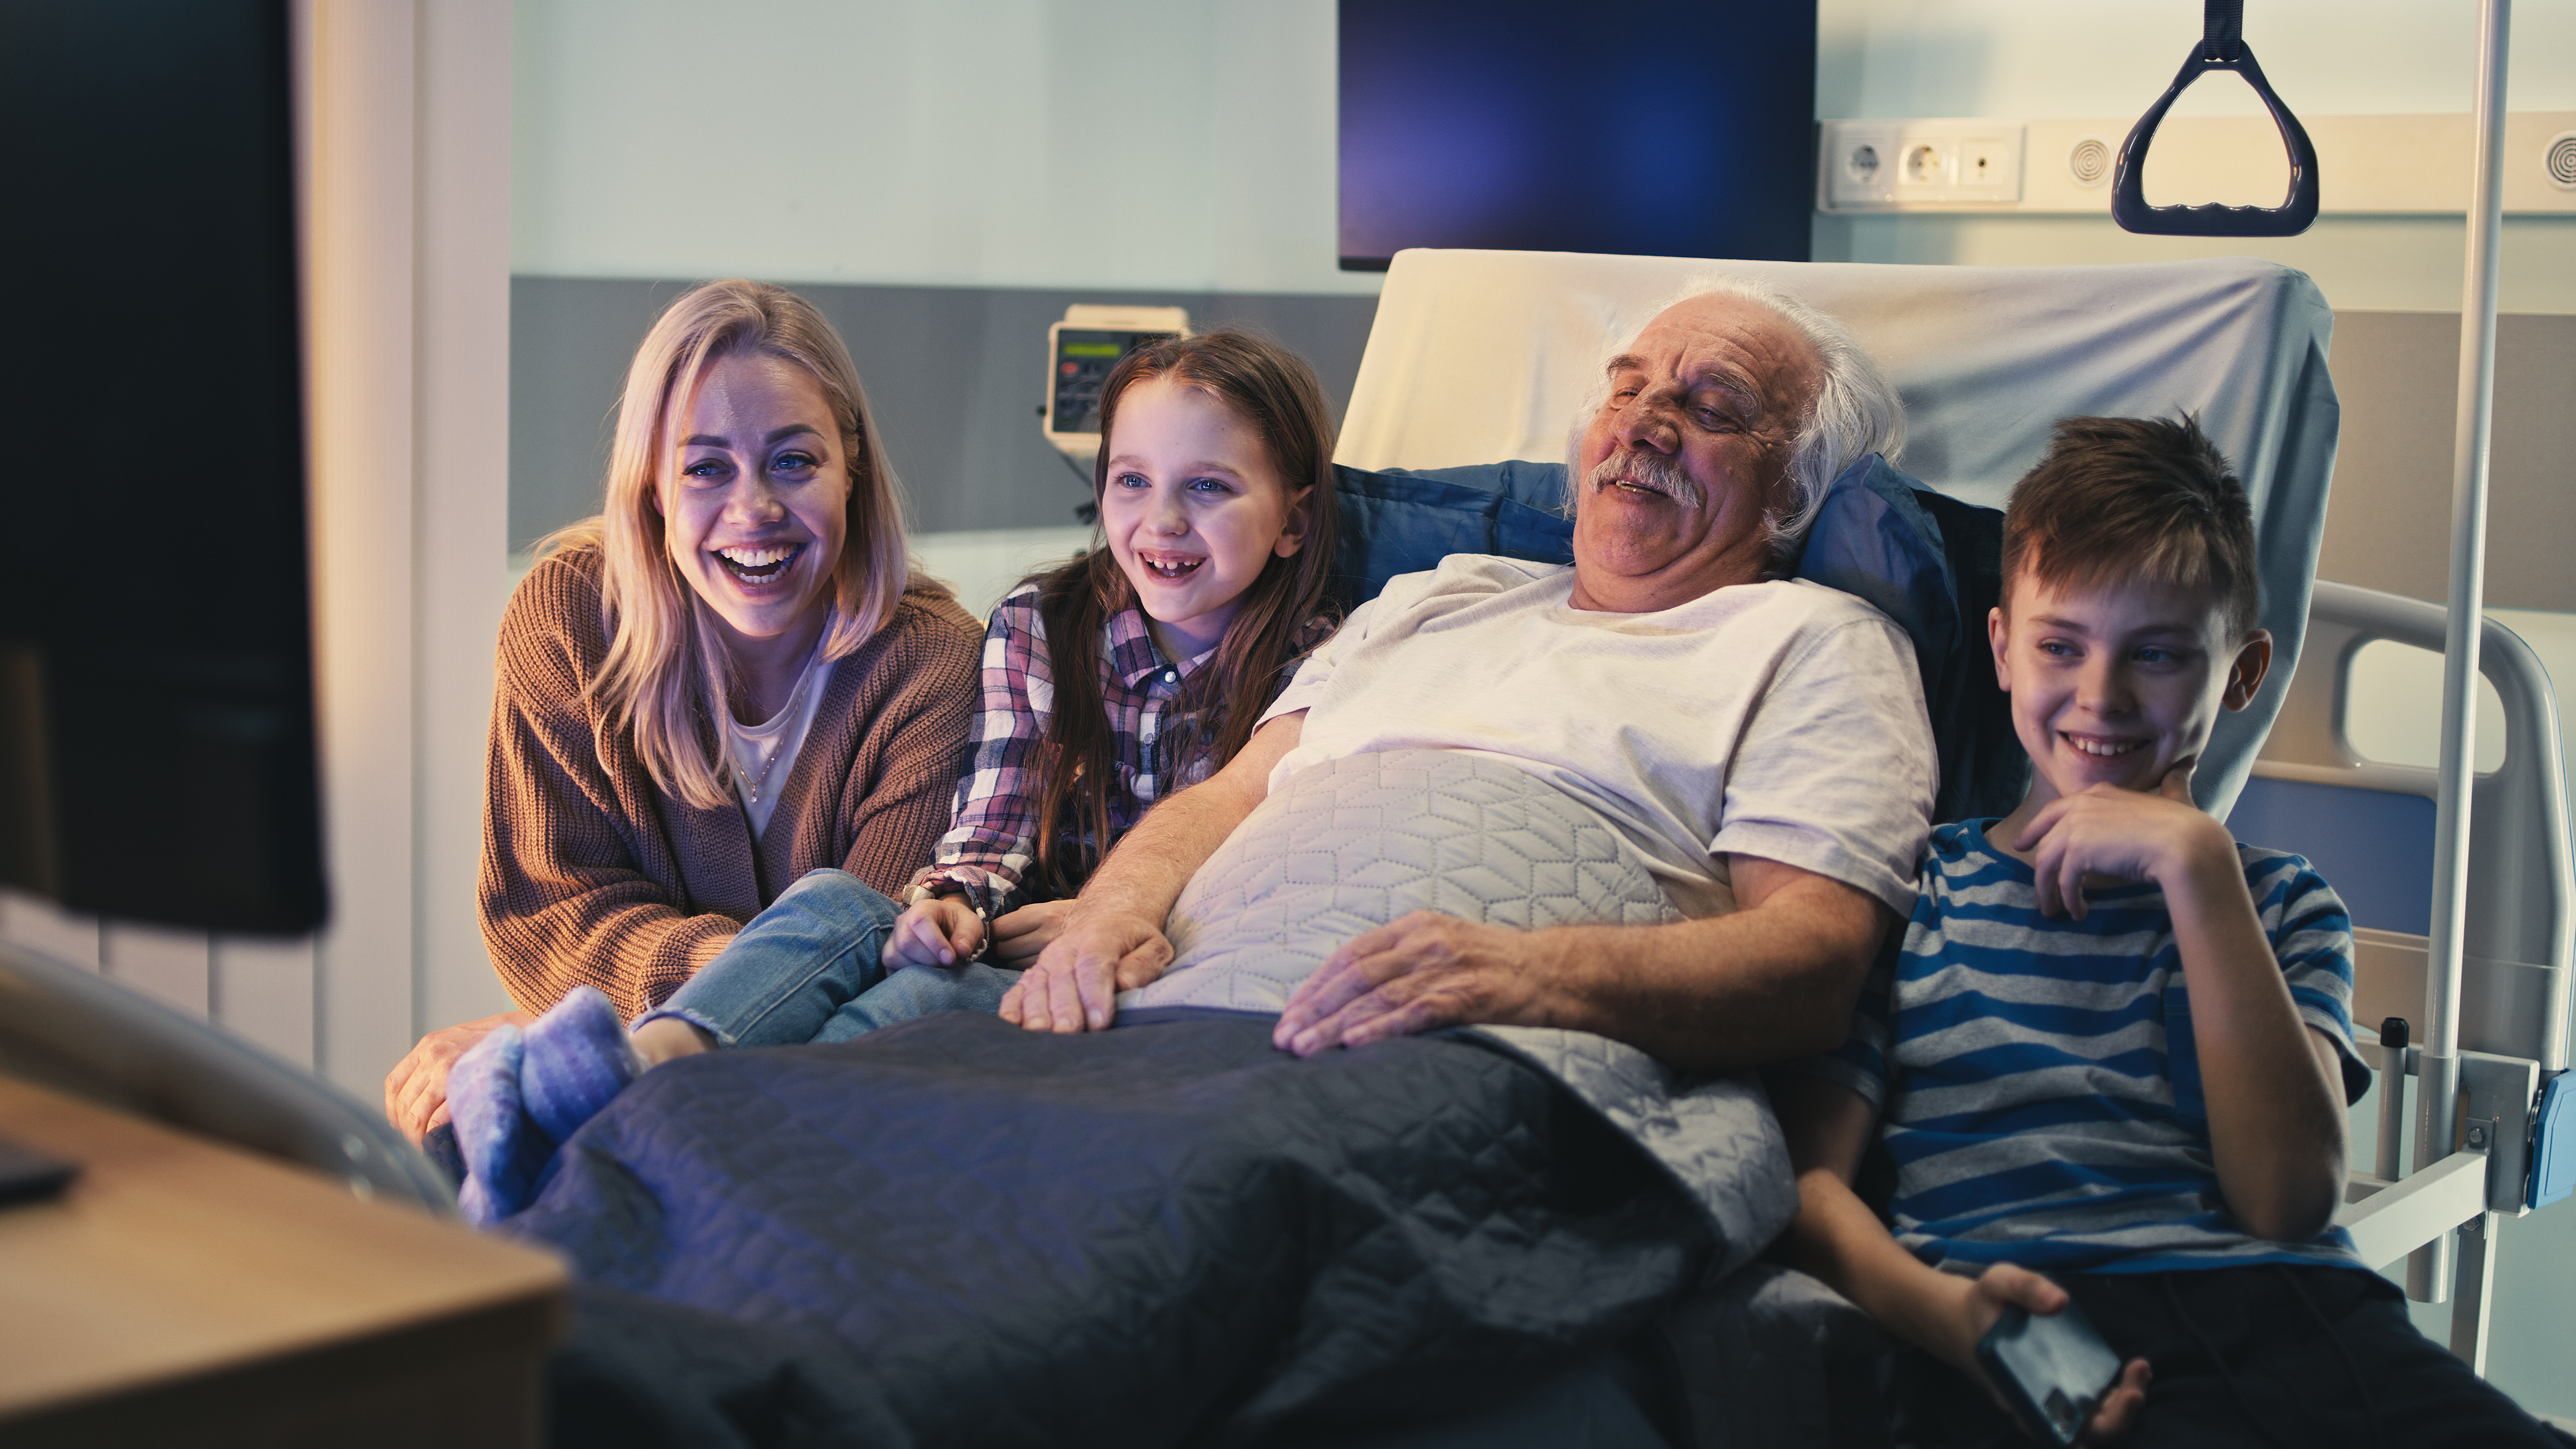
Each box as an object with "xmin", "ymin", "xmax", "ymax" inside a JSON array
[
  {"xmin": 0, "ymin": 0, "xmax": 325, "ymax": 934},
  {"xmin": 1338, "ymin": 0, "xmax": 1819, "ymax": 270}
]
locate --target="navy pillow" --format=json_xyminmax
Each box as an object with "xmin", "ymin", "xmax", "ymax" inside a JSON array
[
  {"xmin": 1326, "ymin": 464, "xmax": 1574, "ymax": 614},
  {"xmin": 1787, "ymin": 454, "xmax": 2022, "ymax": 823},
  {"xmin": 1329, "ymin": 454, "xmax": 2020, "ymax": 824},
  {"xmin": 1790, "ymin": 454, "xmax": 1959, "ymax": 702},
  {"xmin": 1332, "ymin": 454, "xmax": 1958, "ymax": 666}
]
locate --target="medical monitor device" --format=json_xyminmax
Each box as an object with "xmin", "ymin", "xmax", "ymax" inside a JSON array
[
  {"xmin": 1336, "ymin": 0, "xmax": 1819, "ymax": 269},
  {"xmin": 1042, "ymin": 305, "xmax": 1190, "ymax": 459},
  {"xmin": 0, "ymin": 0, "xmax": 327, "ymax": 935}
]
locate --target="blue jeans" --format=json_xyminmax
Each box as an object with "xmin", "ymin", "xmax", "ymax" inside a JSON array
[{"xmin": 643, "ymin": 869, "xmax": 1015, "ymax": 1048}]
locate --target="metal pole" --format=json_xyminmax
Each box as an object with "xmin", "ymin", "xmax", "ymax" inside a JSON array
[{"xmin": 2410, "ymin": 0, "xmax": 2512, "ymax": 1306}]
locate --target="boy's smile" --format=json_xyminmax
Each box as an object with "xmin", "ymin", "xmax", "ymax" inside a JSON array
[{"xmin": 1990, "ymin": 572, "xmax": 2271, "ymax": 813}]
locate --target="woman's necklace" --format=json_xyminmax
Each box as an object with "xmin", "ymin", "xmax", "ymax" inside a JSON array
[
  {"xmin": 733, "ymin": 739, "xmax": 789, "ymax": 806},
  {"xmin": 731, "ymin": 648, "xmax": 822, "ymax": 806}
]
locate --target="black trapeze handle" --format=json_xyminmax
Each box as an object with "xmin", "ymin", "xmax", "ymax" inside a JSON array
[{"xmin": 2111, "ymin": 0, "xmax": 2320, "ymax": 237}]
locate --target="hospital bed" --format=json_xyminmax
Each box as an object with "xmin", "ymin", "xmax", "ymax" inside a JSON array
[
  {"xmin": 3, "ymin": 248, "xmax": 2564, "ymax": 1447},
  {"xmin": 1341, "ymin": 246, "xmax": 2573, "ymax": 1440}
]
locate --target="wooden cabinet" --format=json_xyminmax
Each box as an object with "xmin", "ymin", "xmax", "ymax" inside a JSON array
[{"xmin": 0, "ymin": 1075, "xmax": 565, "ymax": 1447}]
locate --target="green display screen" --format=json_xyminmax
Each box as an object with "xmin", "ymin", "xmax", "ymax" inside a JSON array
[{"xmin": 1052, "ymin": 328, "xmax": 1177, "ymax": 436}]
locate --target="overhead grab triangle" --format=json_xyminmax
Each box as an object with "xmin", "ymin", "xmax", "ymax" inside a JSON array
[{"xmin": 2112, "ymin": 0, "xmax": 2321, "ymax": 237}]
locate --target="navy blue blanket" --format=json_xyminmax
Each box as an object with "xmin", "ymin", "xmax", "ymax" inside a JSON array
[{"xmin": 513, "ymin": 1010, "xmax": 1714, "ymax": 1447}]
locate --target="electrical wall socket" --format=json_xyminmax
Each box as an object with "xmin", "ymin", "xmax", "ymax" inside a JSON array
[
  {"xmin": 1899, "ymin": 139, "xmax": 1950, "ymax": 188},
  {"xmin": 1821, "ymin": 121, "xmax": 2024, "ymax": 208}
]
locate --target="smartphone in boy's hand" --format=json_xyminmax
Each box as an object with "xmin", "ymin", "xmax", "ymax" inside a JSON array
[{"xmin": 1976, "ymin": 1299, "xmax": 2124, "ymax": 1445}]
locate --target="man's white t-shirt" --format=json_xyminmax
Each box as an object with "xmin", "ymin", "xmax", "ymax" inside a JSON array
[{"xmin": 1258, "ymin": 554, "xmax": 1935, "ymax": 919}]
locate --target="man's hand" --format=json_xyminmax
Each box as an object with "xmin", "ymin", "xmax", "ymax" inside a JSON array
[
  {"xmin": 2013, "ymin": 762, "xmax": 2232, "ymax": 920},
  {"xmin": 883, "ymin": 896, "xmax": 986, "ymax": 969},
  {"xmin": 1936, "ymin": 1264, "xmax": 2153, "ymax": 1444},
  {"xmin": 988, "ymin": 899, "xmax": 1075, "ymax": 968},
  {"xmin": 1273, "ymin": 912, "xmax": 1550, "ymax": 1056},
  {"xmin": 998, "ymin": 907, "xmax": 1173, "ymax": 1033},
  {"xmin": 384, "ymin": 1009, "xmax": 533, "ymax": 1141}
]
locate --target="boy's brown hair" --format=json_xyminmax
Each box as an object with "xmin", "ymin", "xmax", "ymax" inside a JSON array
[{"xmin": 2000, "ymin": 414, "xmax": 2261, "ymax": 639}]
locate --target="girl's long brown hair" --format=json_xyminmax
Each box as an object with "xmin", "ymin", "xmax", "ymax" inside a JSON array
[{"xmin": 1023, "ymin": 329, "xmax": 1341, "ymax": 899}]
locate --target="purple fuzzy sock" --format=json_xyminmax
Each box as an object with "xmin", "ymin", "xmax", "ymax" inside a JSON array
[
  {"xmin": 448, "ymin": 1023, "xmax": 553, "ymax": 1225},
  {"xmin": 520, "ymin": 985, "xmax": 642, "ymax": 1145}
]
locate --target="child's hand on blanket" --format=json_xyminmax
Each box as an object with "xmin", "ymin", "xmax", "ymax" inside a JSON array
[
  {"xmin": 1938, "ymin": 1263, "xmax": 2154, "ymax": 1444},
  {"xmin": 884, "ymin": 896, "xmax": 986, "ymax": 969}
]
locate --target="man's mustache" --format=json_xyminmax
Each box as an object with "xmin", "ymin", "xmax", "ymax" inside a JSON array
[{"xmin": 1584, "ymin": 450, "xmax": 1704, "ymax": 509}]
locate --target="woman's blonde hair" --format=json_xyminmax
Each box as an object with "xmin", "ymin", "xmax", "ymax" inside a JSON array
[{"xmin": 538, "ymin": 279, "xmax": 923, "ymax": 810}]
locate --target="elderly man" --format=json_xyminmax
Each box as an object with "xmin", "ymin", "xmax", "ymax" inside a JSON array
[{"xmin": 1000, "ymin": 276, "xmax": 1936, "ymax": 1071}]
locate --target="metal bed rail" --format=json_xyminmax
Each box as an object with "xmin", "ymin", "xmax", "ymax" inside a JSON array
[{"xmin": 2259, "ymin": 580, "xmax": 2573, "ymax": 1374}]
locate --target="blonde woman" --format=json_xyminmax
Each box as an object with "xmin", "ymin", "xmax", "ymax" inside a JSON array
[{"xmin": 385, "ymin": 280, "xmax": 980, "ymax": 1144}]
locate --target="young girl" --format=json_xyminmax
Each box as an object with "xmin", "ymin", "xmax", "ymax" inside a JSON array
[
  {"xmin": 881, "ymin": 327, "xmax": 1341, "ymax": 975},
  {"xmin": 450, "ymin": 328, "xmax": 1341, "ymax": 1222}
]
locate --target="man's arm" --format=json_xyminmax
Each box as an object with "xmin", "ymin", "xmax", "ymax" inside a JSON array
[
  {"xmin": 1272, "ymin": 852, "xmax": 1894, "ymax": 1071},
  {"xmin": 1000, "ymin": 710, "xmax": 1305, "ymax": 1033}
]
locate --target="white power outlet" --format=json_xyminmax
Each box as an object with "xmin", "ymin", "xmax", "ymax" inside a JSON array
[{"xmin": 1900, "ymin": 140, "xmax": 1951, "ymax": 188}]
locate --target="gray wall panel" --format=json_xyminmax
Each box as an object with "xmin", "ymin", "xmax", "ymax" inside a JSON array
[
  {"xmin": 509, "ymin": 277, "xmax": 1379, "ymax": 549},
  {"xmin": 2318, "ymin": 312, "xmax": 2576, "ymax": 610}
]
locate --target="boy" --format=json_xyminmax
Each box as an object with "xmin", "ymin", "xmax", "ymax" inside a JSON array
[{"xmin": 1775, "ymin": 416, "xmax": 2569, "ymax": 1446}]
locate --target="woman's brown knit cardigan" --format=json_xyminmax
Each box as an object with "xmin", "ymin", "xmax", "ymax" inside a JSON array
[{"xmin": 481, "ymin": 546, "xmax": 982, "ymax": 1017}]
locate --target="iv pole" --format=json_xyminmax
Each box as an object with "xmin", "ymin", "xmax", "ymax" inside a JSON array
[{"xmin": 2409, "ymin": 0, "xmax": 2512, "ymax": 1305}]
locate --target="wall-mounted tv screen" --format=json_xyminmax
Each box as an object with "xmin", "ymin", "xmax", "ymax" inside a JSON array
[
  {"xmin": 0, "ymin": 0, "xmax": 325, "ymax": 934},
  {"xmin": 1338, "ymin": 0, "xmax": 1819, "ymax": 269}
]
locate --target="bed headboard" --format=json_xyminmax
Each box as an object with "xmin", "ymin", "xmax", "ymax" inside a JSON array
[{"xmin": 1339, "ymin": 250, "xmax": 2340, "ymax": 820}]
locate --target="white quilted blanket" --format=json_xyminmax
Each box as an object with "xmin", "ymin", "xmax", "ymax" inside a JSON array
[{"xmin": 1125, "ymin": 748, "xmax": 1798, "ymax": 1266}]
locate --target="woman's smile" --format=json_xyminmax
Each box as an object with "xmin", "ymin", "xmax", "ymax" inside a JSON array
[{"xmin": 712, "ymin": 541, "xmax": 807, "ymax": 587}]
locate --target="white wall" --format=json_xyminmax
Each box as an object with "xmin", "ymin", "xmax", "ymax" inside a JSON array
[
  {"xmin": 1816, "ymin": 0, "xmax": 2576, "ymax": 313},
  {"xmin": 1819, "ymin": 0, "xmax": 2574, "ymax": 118},
  {"xmin": 510, "ymin": 0, "xmax": 1375, "ymax": 296},
  {"xmin": 302, "ymin": 0, "xmax": 522, "ymax": 1093},
  {"xmin": 514, "ymin": 0, "xmax": 2576, "ymax": 311}
]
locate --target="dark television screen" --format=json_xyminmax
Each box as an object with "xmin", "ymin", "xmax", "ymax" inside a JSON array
[
  {"xmin": 0, "ymin": 0, "xmax": 326, "ymax": 934},
  {"xmin": 1338, "ymin": 0, "xmax": 1819, "ymax": 269}
]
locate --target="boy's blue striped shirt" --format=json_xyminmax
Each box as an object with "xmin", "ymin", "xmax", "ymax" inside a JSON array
[{"xmin": 1806, "ymin": 818, "xmax": 2373, "ymax": 1276}]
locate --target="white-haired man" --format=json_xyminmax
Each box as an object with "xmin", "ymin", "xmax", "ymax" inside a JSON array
[{"xmin": 1004, "ymin": 277, "xmax": 1939, "ymax": 1071}]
